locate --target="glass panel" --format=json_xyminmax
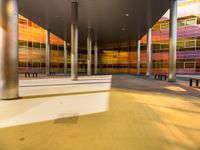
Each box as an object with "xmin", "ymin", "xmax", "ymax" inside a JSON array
[
  {"xmin": 19, "ymin": 18, "xmax": 27, "ymax": 25},
  {"xmin": 177, "ymin": 41, "xmax": 185, "ymax": 48},
  {"xmin": 41, "ymin": 43, "xmax": 46, "ymax": 49},
  {"xmin": 28, "ymin": 20, "xmax": 32, "ymax": 27},
  {"xmin": 59, "ymin": 45, "xmax": 64, "ymax": 51},
  {"xmin": 19, "ymin": 40, "xmax": 27, "ymax": 47},
  {"xmin": 152, "ymin": 24, "xmax": 160, "ymax": 30},
  {"xmin": 152, "ymin": 44, "xmax": 160, "ymax": 50},
  {"xmin": 28, "ymin": 41, "xmax": 32, "ymax": 47},
  {"xmin": 51, "ymin": 45, "xmax": 58, "ymax": 50},
  {"xmin": 186, "ymin": 18, "xmax": 196, "ymax": 26},
  {"xmin": 19, "ymin": 61, "xmax": 27, "ymax": 67},
  {"xmin": 177, "ymin": 20, "xmax": 185, "ymax": 27},
  {"xmin": 196, "ymin": 40, "xmax": 200, "ymax": 47},
  {"xmin": 177, "ymin": 63, "xmax": 184, "ymax": 69},
  {"xmin": 185, "ymin": 63, "xmax": 195, "ymax": 69},
  {"xmin": 153, "ymin": 61, "xmax": 161, "ymax": 68},
  {"xmin": 185, "ymin": 41, "xmax": 196, "ymax": 47},
  {"xmin": 33, "ymin": 42, "xmax": 40, "ymax": 48},
  {"xmin": 160, "ymin": 43, "xmax": 169, "ymax": 49},
  {"xmin": 160, "ymin": 22, "xmax": 169, "ymax": 30}
]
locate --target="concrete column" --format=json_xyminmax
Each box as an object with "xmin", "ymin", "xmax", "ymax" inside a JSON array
[
  {"xmin": 169, "ymin": 0, "xmax": 177, "ymax": 82},
  {"xmin": 71, "ymin": 2, "xmax": 78, "ymax": 80},
  {"xmin": 0, "ymin": 0, "xmax": 19, "ymax": 99},
  {"xmin": 87, "ymin": 28, "xmax": 92, "ymax": 76},
  {"xmin": 64, "ymin": 41, "xmax": 68, "ymax": 75},
  {"xmin": 94, "ymin": 41, "xmax": 98, "ymax": 74},
  {"xmin": 46, "ymin": 30, "xmax": 50, "ymax": 75},
  {"xmin": 146, "ymin": 28, "xmax": 152, "ymax": 76},
  {"xmin": 137, "ymin": 40, "xmax": 141, "ymax": 75}
]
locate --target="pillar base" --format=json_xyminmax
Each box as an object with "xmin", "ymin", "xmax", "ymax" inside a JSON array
[
  {"xmin": 1, "ymin": 96, "xmax": 20, "ymax": 100},
  {"xmin": 146, "ymin": 73, "xmax": 151, "ymax": 76},
  {"xmin": 71, "ymin": 78, "xmax": 78, "ymax": 81},
  {"xmin": 168, "ymin": 79, "xmax": 176, "ymax": 82}
]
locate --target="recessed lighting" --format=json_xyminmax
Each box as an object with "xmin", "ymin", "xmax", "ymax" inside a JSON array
[
  {"xmin": 125, "ymin": 13, "xmax": 129, "ymax": 17},
  {"xmin": 122, "ymin": 28, "xmax": 126, "ymax": 31}
]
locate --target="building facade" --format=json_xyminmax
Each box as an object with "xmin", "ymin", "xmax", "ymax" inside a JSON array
[{"xmin": 18, "ymin": 0, "xmax": 200, "ymax": 75}]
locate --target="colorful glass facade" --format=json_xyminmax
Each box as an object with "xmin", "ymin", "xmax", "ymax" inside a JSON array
[
  {"xmin": 19, "ymin": 16, "xmax": 90, "ymax": 73},
  {"xmin": 19, "ymin": 15, "xmax": 65, "ymax": 73},
  {"xmin": 18, "ymin": 0, "xmax": 200, "ymax": 74},
  {"xmin": 149, "ymin": 0, "xmax": 200, "ymax": 74}
]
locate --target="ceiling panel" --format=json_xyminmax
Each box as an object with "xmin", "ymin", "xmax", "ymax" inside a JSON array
[{"xmin": 19, "ymin": 0, "xmax": 170, "ymax": 46}]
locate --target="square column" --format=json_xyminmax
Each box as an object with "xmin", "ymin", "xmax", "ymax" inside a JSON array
[
  {"xmin": 71, "ymin": 2, "xmax": 78, "ymax": 81},
  {"xmin": 46, "ymin": 30, "xmax": 50, "ymax": 75},
  {"xmin": 0, "ymin": 0, "xmax": 19, "ymax": 99},
  {"xmin": 64, "ymin": 41, "xmax": 68, "ymax": 75},
  {"xmin": 137, "ymin": 40, "xmax": 141, "ymax": 75},
  {"xmin": 169, "ymin": 0, "xmax": 178, "ymax": 82},
  {"xmin": 146, "ymin": 28, "xmax": 152, "ymax": 76},
  {"xmin": 87, "ymin": 28, "xmax": 92, "ymax": 76}
]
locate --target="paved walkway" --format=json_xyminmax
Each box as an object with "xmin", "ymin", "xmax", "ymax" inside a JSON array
[{"xmin": 0, "ymin": 75, "xmax": 199, "ymax": 150}]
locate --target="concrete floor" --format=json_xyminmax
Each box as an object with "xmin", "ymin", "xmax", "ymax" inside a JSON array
[{"xmin": 0, "ymin": 75, "xmax": 200, "ymax": 150}]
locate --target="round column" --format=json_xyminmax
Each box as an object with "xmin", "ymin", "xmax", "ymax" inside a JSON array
[
  {"xmin": 0, "ymin": 0, "xmax": 19, "ymax": 99},
  {"xmin": 71, "ymin": 2, "xmax": 78, "ymax": 80},
  {"xmin": 169, "ymin": 0, "xmax": 178, "ymax": 82}
]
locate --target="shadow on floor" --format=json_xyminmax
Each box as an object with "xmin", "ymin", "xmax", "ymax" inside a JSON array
[
  {"xmin": 111, "ymin": 75, "xmax": 200, "ymax": 100},
  {"xmin": 54, "ymin": 115, "xmax": 79, "ymax": 124}
]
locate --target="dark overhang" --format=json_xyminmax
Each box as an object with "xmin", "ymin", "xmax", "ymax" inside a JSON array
[{"xmin": 19, "ymin": 0, "xmax": 170, "ymax": 46}]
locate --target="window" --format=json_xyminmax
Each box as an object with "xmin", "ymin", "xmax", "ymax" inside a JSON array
[
  {"xmin": 140, "ymin": 63, "xmax": 146, "ymax": 68},
  {"xmin": 32, "ymin": 62, "xmax": 40, "ymax": 68},
  {"xmin": 177, "ymin": 20, "xmax": 185, "ymax": 28},
  {"xmin": 177, "ymin": 41, "xmax": 185, "ymax": 48},
  {"xmin": 51, "ymin": 45, "xmax": 58, "ymax": 50},
  {"xmin": 196, "ymin": 40, "xmax": 200, "ymax": 47},
  {"xmin": 58, "ymin": 45, "xmax": 64, "ymax": 51},
  {"xmin": 185, "ymin": 62, "xmax": 195, "ymax": 69},
  {"xmin": 186, "ymin": 18, "xmax": 196, "ymax": 26},
  {"xmin": 160, "ymin": 43, "xmax": 168, "ymax": 49},
  {"xmin": 41, "ymin": 43, "xmax": 46, "ymax": 49},
  {"xmin": 28, "ymin": 41, "xmax": 32, "ymax": 47},
  {"xmin": 153, "ymin": 61, "xmax": 161, "ymax": 68},
  {"xmin": 19, "ymin": 40, "xmax": 27, "ymax": 47},
  {"xmin": 19, "ymin": 61, "xmax": 27, "ymax": 67},
  {"xmin": 185, "ymin": 40, "xmax": 196, "ymax": 48},
  {"xmin": 19, "ymin": 18, "xmax": 27, "ymax": 25},
  {"xmin": 28, "ymin": 20, "xmax": 32, "ymax": 27},
  {"xmin": 160, "ymin": 22, "xmax": 169, "ymax": 30},
  {"xmin": 153, "ymin": 24, "xmax": 160, "ymax": 30},
  {"xmin": 41, "ymin": 63, "xmax": 46, "ymax": 67},
  {"xmin": 33, "ymin": 42, "xmax": 40, "ymax": 48},
  {"xmin": 177, "ymin": 63, "xmax": 184, "ymax": 69},
  {"xmin": 152, "ymin": 44, "xmax": 160, "ymax": 50},
  {"xmin": 141, "ymin": 45, "xmax": 147, "ymax": 50}
]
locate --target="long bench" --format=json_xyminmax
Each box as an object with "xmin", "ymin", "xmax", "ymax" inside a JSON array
[
  {"xmin": 49, "ymin": 72, "xmax": 56, "ymax": 76},
  {"xmin": 25, "ymin": 72, "xmax": 38, "ymax": 78},
  {"xmin": 154, "ymin": 74, "xmax": 167, "ymax": 80},
  {"xmin": 190, "ymin": 78, "xmax": 200, "ymax": 87}
]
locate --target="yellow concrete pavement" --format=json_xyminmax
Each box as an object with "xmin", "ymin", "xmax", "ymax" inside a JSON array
[{"xmin": 0, "ymin": 75, "xmax": 199, "ymax": 150}]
